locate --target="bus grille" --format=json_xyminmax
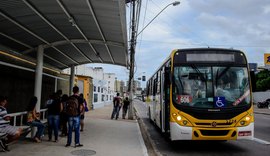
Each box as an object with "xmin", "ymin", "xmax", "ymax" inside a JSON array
[
  {"xmin": 200, "ymin": 130, "xmax": 229, "ymax": 136},
  {"xmin": 195, "ymin": 122, "xmax": 233, "ymax": 127}
]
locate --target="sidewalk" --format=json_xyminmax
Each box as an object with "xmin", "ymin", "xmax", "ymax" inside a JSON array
[
  {"xmin": 1, "ymin": 104, "xmax": 148, "ymax": 156},
  {"xmin": 253, "ymin": 105, "xmax": 270, "ymax": 115}
]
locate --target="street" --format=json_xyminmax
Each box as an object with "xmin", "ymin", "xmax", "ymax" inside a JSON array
[{"xmin": 134, "ymin": 100, "xmax": 270, "ymax": 156}]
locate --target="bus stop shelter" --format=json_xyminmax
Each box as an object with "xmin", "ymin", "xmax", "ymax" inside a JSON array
[{"xmin": 0, "ymin": 0, "xmax": 128, "ymax": 111}]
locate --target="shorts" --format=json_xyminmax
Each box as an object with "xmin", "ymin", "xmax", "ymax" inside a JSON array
[{"xmin": 0, "ymin": 125, "xmax": 19, "ymax": 135}]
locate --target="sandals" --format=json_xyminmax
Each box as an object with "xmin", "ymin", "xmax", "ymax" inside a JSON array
[{"xmin": 34, "ymin": 137, "xmax": 41, "ymax": 143}]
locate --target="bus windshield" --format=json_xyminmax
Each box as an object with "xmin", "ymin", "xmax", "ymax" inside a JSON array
[{"xmin": 172, "ymin": 65, "xmax": 251, "ymax": 108}]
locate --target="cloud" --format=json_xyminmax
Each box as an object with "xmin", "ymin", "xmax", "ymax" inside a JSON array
[{"xmin": 105, "ymin": 0, "xmax": 270, "ymax": 84}]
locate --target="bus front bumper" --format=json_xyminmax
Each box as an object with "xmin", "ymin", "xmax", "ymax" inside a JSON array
[{"xmin": 170, "ymin": 122, "xmax": 254, "ymax": 141}]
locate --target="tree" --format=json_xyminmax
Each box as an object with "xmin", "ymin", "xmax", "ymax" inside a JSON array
[{"xmin": 255, "ymin": 70, "xmax": 270, "ymax": 91}]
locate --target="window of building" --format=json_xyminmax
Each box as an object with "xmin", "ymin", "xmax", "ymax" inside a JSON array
[
  {"xmin": 94, "ymin": 94, "xmax": 98, "ymax": 102},
  {"xmin": 98, "ymin": 87, "xmax": 100, "ymax": 92},
  {"xmin": 102, "ymin": 95, "xmax": 105, "ymax": 101},
  {"xmin": 94, "ymin": 86, "xmax": 96, "ymax": 92}
]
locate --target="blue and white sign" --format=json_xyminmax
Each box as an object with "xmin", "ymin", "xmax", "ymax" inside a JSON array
[{"xmin": 214, "ymin": 96, "xmax": 226, "ymax": 108}]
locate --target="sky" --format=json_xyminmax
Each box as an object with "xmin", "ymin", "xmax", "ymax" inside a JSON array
[{"xmin": 87, "ymin": 0, "xmax": 270, "ymax": 87}]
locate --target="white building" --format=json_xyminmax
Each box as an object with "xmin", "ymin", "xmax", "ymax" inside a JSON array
[{"xmin": 62, "ymin": 65, "xmax": 117, "ymax": 108}]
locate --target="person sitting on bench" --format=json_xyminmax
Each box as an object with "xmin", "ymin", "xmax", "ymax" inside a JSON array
[{"xmin": 0, "ymin": 96, "xmax": 22, "ymax": 151}]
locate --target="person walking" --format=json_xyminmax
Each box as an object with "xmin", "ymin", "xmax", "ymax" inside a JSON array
[
  {"xmin": 65, "ymin": 86, "xmax": 84, "ymax": 148},
  {"xmin": 26, "ymin": 96, "xmax": 45, "ymax": 143},
  {"xmin": 122, "ymin": 97, "xmax": 130, "ymax": 119},
  {"xmin": 46, "ymin": 92, "xmax": 62, "ymax": 142},
  {"xmin": 111, "ymin": 93, "xmax": 122, "ymax": 120}
]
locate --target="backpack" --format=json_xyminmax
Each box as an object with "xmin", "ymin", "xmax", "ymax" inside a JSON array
[{"xmin": 66, "ymin": 96, "xmax": 79, "ymax": 116}]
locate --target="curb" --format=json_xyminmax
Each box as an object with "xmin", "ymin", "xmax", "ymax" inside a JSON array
[
  {"xmin": 134, "ymin": 108, "xmax": 162, "ymax": 156},
  {"xmin": 254, "ymin": 111, "xmax": 270, "ymax": 115}
]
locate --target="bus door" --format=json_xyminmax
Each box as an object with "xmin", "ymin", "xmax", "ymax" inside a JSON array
[
  {"xmin": 164, "ymin": 66, "xmax": 171, "ymax": 133},
  {"xmin": 160, "ymin": 67, "xmax": 165, "ymax": 132}
]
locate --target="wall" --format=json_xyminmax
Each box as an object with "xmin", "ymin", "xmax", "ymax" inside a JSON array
[
  {"xmin": 0, "ymin": 64, "xmax": 56, "ymax": 112},
  {"xmin": 76, "ymin": 75, "xmax": 93, "ymax": 109}
]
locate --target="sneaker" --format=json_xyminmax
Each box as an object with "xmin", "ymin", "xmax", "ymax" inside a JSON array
[
  {"xmin": 65, "ymin": 144, "xmax": 71, "ymax": 147},
  {"xmin": 75, "ymin": 144, "xmax": 83, "ymax": 148}
]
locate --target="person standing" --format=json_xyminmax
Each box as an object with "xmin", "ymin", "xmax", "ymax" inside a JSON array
[
  {"xmin": 79, "ymin": 93, "xmax": 86, "ymax": 132},
  {"xmin": 47, "ymin": 92, "xmax": 62, "ymax": 142},
  {"xmin": 111, "ymin": 93, "xmax": 122, "ymax": 120},
  {"xmin": 65, "ymin": 86, "xmax": 83, "ymax": 148},
  {"xmin": 0, "ymin": 96, "xmax": 22, "ymax": 151},
  {"xmin": 60, "ymin": 94, "xmax": 69, "ymax": 136},
  {"xmin": 26, "ymin": 96, "xmax": 45, "ymax": 143},
  {"xmin": 122, "ymin": 97, "xmax": 130, "ymax": 119}
]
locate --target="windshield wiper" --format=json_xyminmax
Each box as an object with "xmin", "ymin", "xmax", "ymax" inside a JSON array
[
  {"xmin": 216, "ymin": 66, "xmax": 230, "ymax": 80},
  {"xmin": 190, "ymin": 64, "xmax": 206, "ymax": 82}
]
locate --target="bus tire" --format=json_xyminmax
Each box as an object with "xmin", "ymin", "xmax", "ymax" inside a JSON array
[{"xmin": 148, "ymin": 107, "xmax": 151, "ymax": 122}]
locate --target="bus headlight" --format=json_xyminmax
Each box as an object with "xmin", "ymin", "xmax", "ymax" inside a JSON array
[
  {"xmin": 245, "ymin": 116, "xmax": 251, "ymax": 121},
  {"xmin": 240, "ymin": 121, "xmax": 246, "ymax": 125},
  {"xmin": 236, "ymin": 115, "xmax": 253, "ymax": 127},
  {"xmin": 172, "ymin": 113, "xmax": 193, "ymax": 127},
  {"xmin": 183, "ymin": 120, "xmax": 188, "ymax": 125}
]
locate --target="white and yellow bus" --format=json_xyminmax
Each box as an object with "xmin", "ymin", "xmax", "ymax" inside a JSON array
[{"xmin": 146, "ymin": 48, "xmax": 254, "ymax": 141}]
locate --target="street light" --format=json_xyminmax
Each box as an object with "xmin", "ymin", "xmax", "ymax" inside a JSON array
[
  {"xmin": 128, "ymin": 1, "xmax": 180, "ymax": 120},
  {"xmin": 136, "ymin": 1, "xmax": 180, "ymax": 37}
]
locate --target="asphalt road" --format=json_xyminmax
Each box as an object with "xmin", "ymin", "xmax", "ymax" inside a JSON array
[{"xmin": 134, "ymin": 100, "xmax": 270, "ymax": 156}]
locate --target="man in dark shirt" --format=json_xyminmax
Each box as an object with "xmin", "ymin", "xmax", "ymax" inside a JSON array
[
  {"xmin": 122, "ymin": 97, "xmax": 130, "ymax": 119},
  {"xmin": 111, "ymin": 93, "xmax": 122, "ymax": 120}
]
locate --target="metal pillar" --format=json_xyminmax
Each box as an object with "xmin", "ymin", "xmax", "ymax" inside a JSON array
[
  {"xmin": 34, "ymin": 45, "xmax": 44, "ymax": 112},
  {"xmin": 69, "ymin": 65, "xmax": 75, "ymax": 95}
]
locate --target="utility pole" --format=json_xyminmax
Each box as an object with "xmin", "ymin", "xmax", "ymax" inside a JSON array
[
  {"xmin": 127, "ymin": 1, "xmax": 180, "ymax": 120},
  {"xmin": 128, "ymin": 0, "xmax": 136, "ymax": 120}
]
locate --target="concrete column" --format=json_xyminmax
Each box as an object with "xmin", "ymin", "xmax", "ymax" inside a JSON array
[
  {"xmin": 34, "ymin": 45, "xmax": 44, "ymax": 112},
  {"xmin": 55, "ymin": 77, "xmax": 58, "ymax": 92},
  {"xmin": 32, "ymin": 45, "xmax": 43, "ymax": 138},
  {"xmin": 69, "ymin": 65, "xmax": 75, "ymax": 95}
]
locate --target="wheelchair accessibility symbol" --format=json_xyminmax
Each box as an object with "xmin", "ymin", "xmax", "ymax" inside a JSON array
[{"xmin": 214, "ymin": 97, "xmax": 226, "ymax": 108}]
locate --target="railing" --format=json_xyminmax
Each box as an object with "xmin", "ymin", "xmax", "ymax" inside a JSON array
[{"xmin": 8, "ymin": 109, "xmax": 48, "ymax": 126}]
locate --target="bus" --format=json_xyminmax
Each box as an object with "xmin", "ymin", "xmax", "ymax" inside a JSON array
[{"xmin": 146, "ymin": 48, "xmax": 254, "ymax": 141}]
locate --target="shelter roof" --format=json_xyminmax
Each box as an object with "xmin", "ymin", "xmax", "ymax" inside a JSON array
[{"xmin": 0, "ymin": 0, "xmax": 128, "ymax": 70}]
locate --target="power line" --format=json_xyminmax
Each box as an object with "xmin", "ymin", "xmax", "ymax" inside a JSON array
[
  {"xmin": 140, "ymin": 0, "xmax": 210, "ymax": 47},
  {"xmin": 137, "ymin": 40, "xmax": 270, "ymax": 48}
]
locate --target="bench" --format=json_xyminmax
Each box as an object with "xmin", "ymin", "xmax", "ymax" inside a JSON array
[{"xmin": 0, "ymin": 109, "xmax": 47, "ymax": 151}]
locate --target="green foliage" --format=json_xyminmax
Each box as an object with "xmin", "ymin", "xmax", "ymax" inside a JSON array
[{"xmin": 255, "ymin": 70, "xmax": 270, "ymax": 91}]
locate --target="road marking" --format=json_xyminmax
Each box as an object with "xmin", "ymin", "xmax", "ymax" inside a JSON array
[{"xmin": 253, "ymin": 137, "xmax": 270, "ymax": 145}]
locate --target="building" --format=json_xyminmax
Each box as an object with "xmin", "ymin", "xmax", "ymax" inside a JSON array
[{"xmin": 62, "ymin": 65, "xmax": 117, "ymax": 108}]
